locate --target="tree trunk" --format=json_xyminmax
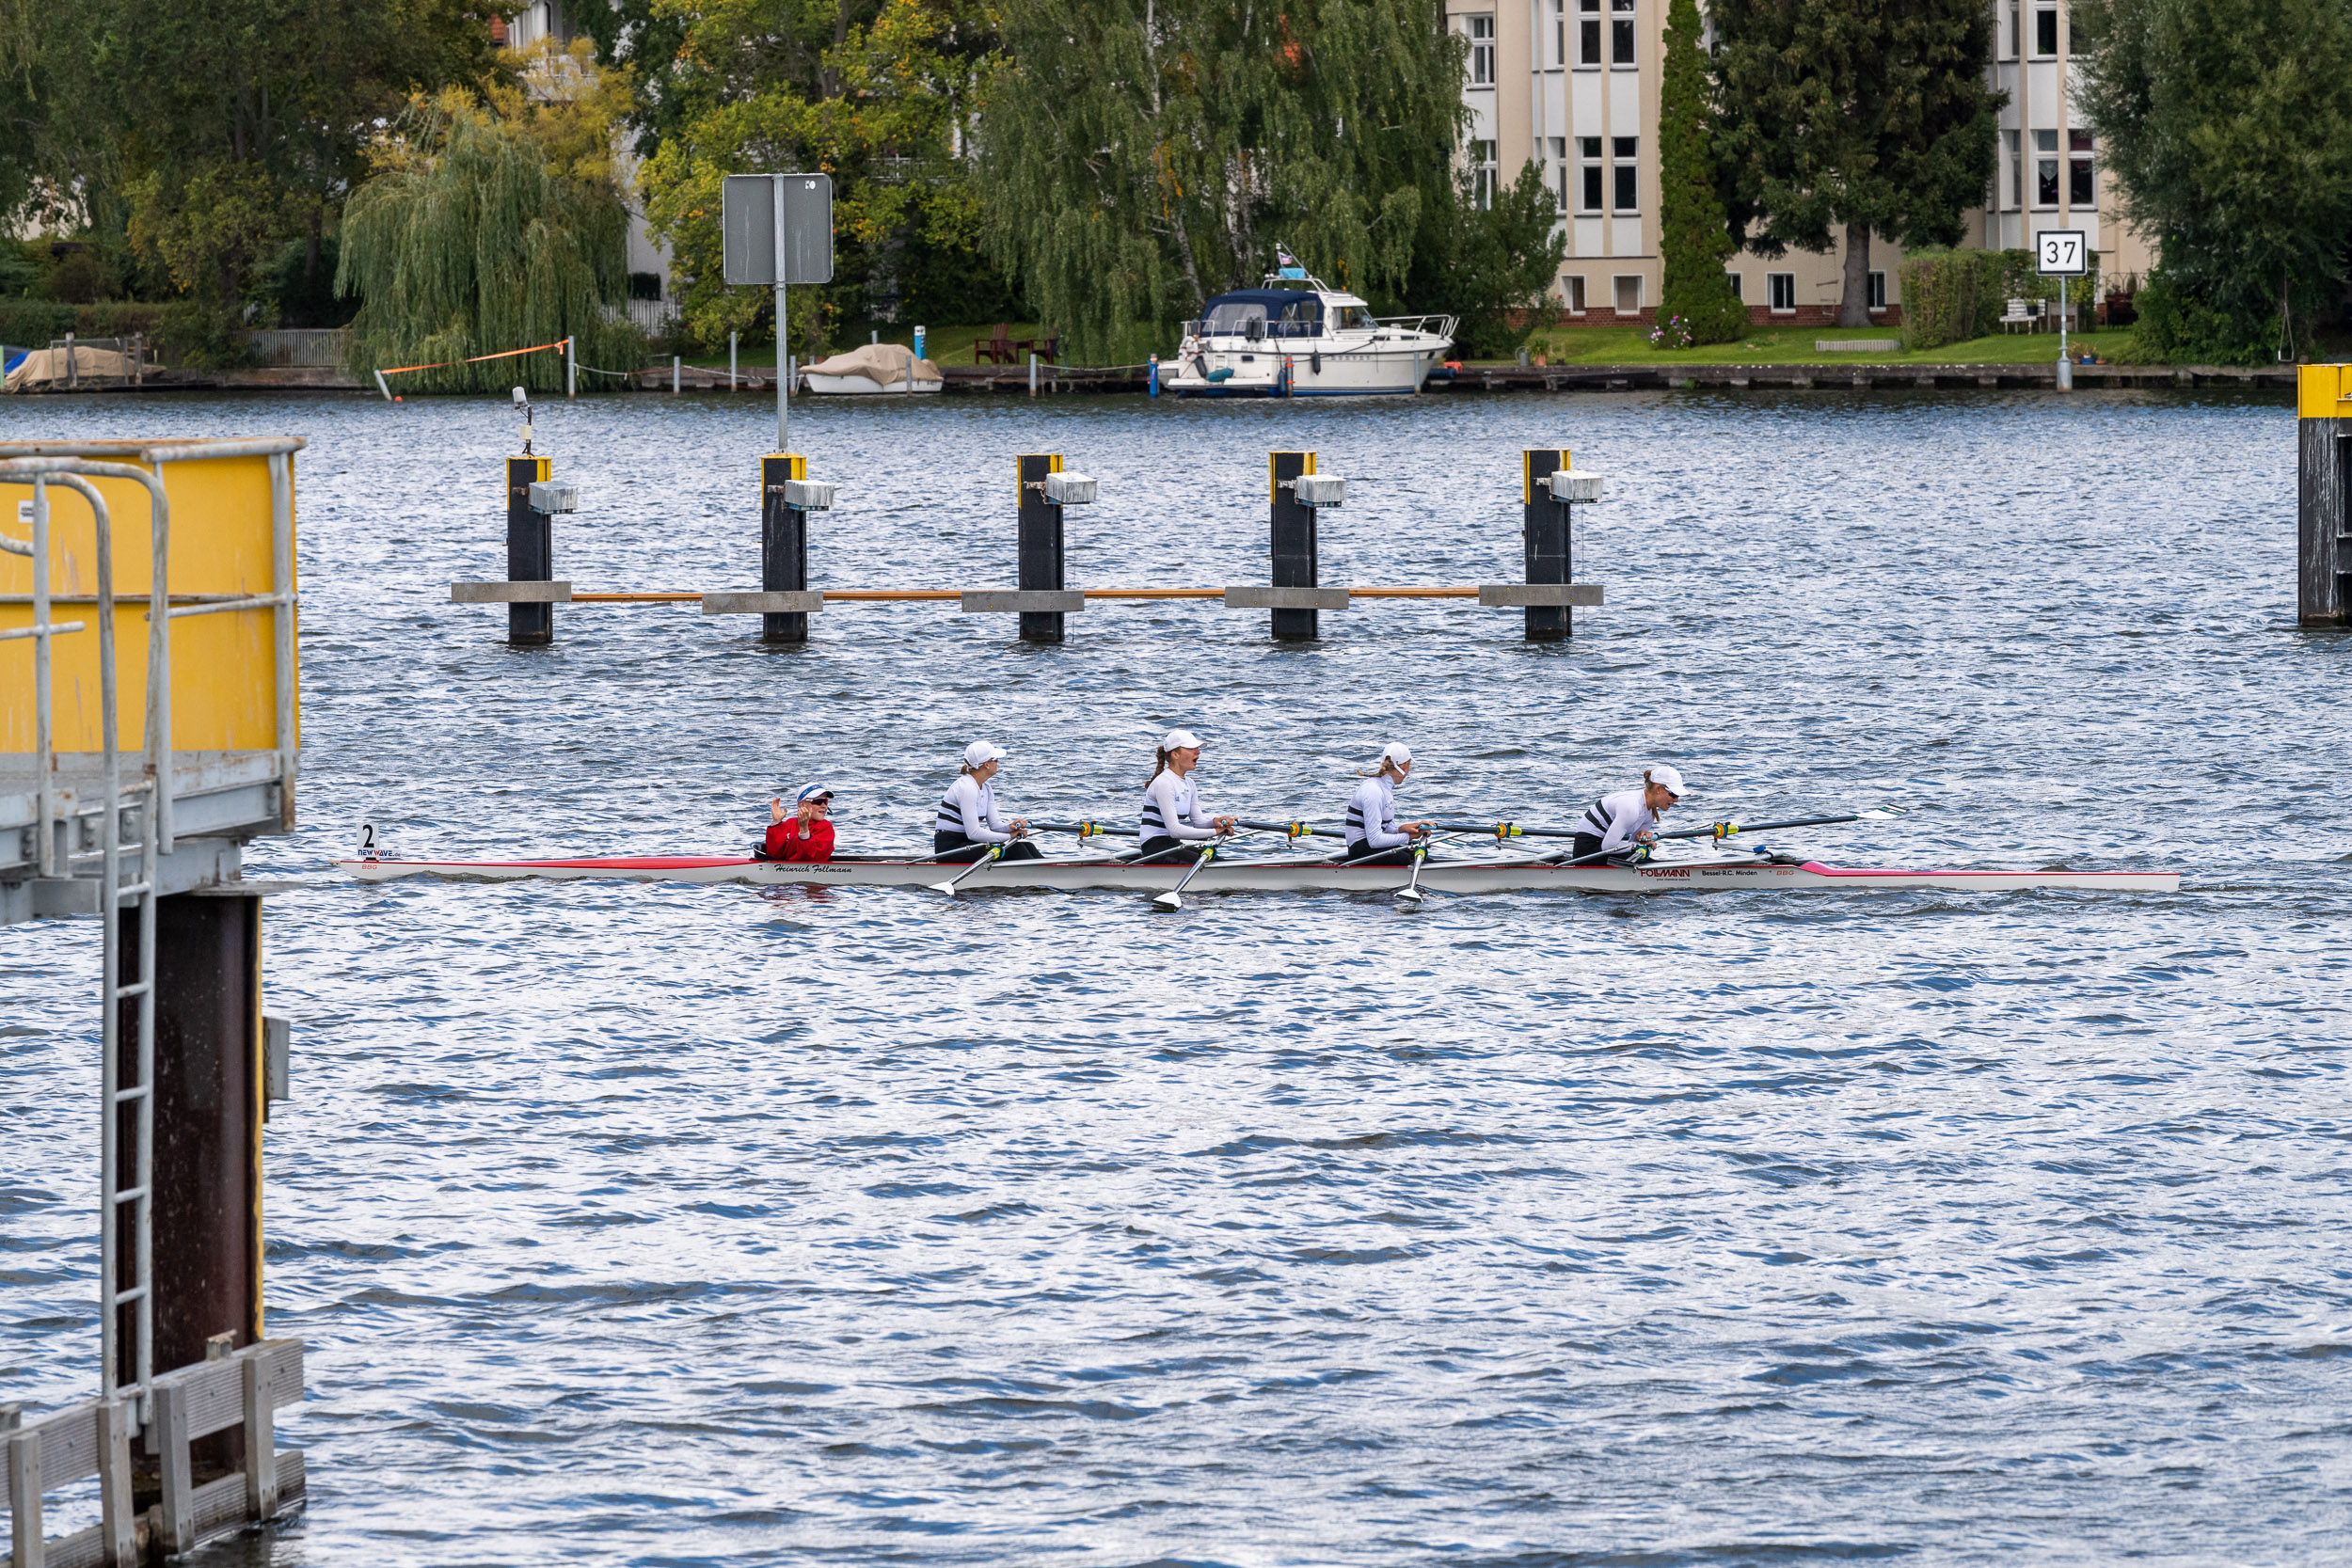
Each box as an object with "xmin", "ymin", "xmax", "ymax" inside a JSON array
[{"xmin": 1838, "ymin": 221, "xmax": 1872, "ymax": 327}]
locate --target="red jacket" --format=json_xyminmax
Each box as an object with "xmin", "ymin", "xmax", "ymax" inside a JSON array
[{"xmin": 764, "ymin": 817, "xmax": 834, "ymax": 862}]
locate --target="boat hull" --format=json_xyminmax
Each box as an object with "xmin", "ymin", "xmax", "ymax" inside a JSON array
[
  {"xmin": 802, "ymin": 373, "xmax": 943, "ymax": 395},
  {"xmin": 334, "ymin": 853, "xmax": 2181, "ymax": 895}
]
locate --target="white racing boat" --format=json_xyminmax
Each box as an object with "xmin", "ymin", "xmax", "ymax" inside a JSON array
[
  {"xmin": 1161, "ymin": 255, "xmax": 1454, "ymax": 398},
  {"xmin": 335, "ymin": 848, "xmax": 2178, "ymax": 895}
]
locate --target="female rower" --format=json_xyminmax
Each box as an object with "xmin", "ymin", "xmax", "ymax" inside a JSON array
[
  {"xmin": 764, "ymin": 784, "xmax": 835, "ymax": 862},
  {"xmin": 1343, "ymin": 742, "xmax": 1432, "ymax": 865},
  {"xmin": 1138, "ymin": 729, "xmax": 1236, "ymax": 863},
  {"xmin": 933, "ymin": 741, "xmax": 1042, "ymax": 863},
  {"xmin": 1570, "ymin": 765, "xmax": 1685, "ymax": 863}
]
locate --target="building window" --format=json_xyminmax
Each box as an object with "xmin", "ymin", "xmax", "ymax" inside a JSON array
[
  {"xmin": 1565, "ymin": 275, "xmax": 1587, "ymax": 314},
  {"xmin": 1578, "ymin": 136, "xmax": 1604, "ymax": 213},
  {"xmin": 1471, "ymin": 139, "xmax": 1498, "ymax": 209},
  {"xmin": 1612, "ymin": 0, "xmax": 1636, "ymax": 65},
  {"xmin": 1467, "ymin": 15, "xmax": 1495, "ymax": 86},
  {"xmin": 2004, "ymin": 1, "xmax": 2020, "ymax": 58},
  {"xmin": 1613, "ymin": 274, "xmax": 1643, "ymax": 315},
  {"xmin": 1867, "ymin": 271, "xmax": 1886, "ymax": 310},
  {"xmin": 2035, "ymin": 129, "xmax": 2059, "ymax": 207},
  {"xmin": 2070, "ymin": 130, "xmax": 2095, "ymax": 206},
  {"xmin": 1549, "ymin": 137, "xmax": 1568, "ymax": 212},
  {"xmin": 1550, "ymin": 0, "xmax": 1565, "ymax": 68},
  {"xmin": 1726, "ymin": 272, "xmax": 1742, "ymax": 300},
  {"xmin": 2034, "ymin": 4, "xmax": 2058, "ymax": 55},
  {"xmin": 1768, "ymin": 273, "xmax": 1796, "ymax": 312},
  {"xmin": 2004, "ymin": 129, "xmax": 2022, "ymax": 210},
  {"xmin": 1612, "ymin": 136, "xmax": 1638, "ymax": 212},
  {"xmin": 1578, "ymin": 0, "xmax": 1601, "ymax": 67}
]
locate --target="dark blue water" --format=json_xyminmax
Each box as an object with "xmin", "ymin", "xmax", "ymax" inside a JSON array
[{"xmin": 6, "ymin": 388, "xmax": 2349, "ymax": 1565}]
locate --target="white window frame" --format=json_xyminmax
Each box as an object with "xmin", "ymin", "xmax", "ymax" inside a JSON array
[
  {"xmin": 1768, "ymin": 273, "xmax": 1796, "ymax": 313},
  {"xmin": 1470, "ymin": 138, "xmax": 1499, "ymax": 210},
  {"xmin": 1726, "ymin": 272, "xmax": 1742, "ymax": 301},
  {"xmin": 1466, "ymin": 14, "xmax": 1496, "ymax": 87},
  {"xmin": 1867, "ymin": 270, "xmax": 1887, "ymax": 310},
  {"xmin": 1611, "ymin": 135, "xmax": 1639, "ymax": 214},
  {"xmin": 1576, "ymin": 135, "xmax": 1604, "ymax": 214},
  {"xmin": 1577, "ymin": 0, "xmax": 1602, "ymax": 68},
  {"xmin": 2033, "ymin": 128, "xmax": 2059, "ymax": 210},
  {"xmin": 1613, "ymin": 274, "xmax": 1643, "ymax": 316},
  {"xmin": 2069, "ymin": 130, "xmax": 2095, "ymax": 208},
  {"xmin": 1611, "ymin": 0, "xmax": 1636, "ymax": 67},
  {"xmin": 1565, "ymin": 275, "xmax": 1587, "ymax": 314},
  {"xmin": 2033, "ymin": 3, "xmax": 2058, "ymax": 56}
]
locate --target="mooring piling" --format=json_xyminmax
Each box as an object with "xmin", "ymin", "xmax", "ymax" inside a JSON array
[
  {"xmin": 1009, "ymin": 452, "xmax": 1096, "ymax": 643},
  {"xmin": 2296, "ymin": 365, "xmax": 2352, "ymax": 626},
  {"xmin": 504, "ymin": 455, "xmax": 555, "ymax": 645},
  {"xmin": 1266, "ymin": 451, "xmax": 1343, "ymax": 641},
  {"xmin": 755, "ymin": 453, "xmax": 834, "ymax": 642}
]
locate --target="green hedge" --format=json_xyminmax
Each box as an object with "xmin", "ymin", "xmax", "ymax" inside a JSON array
[
  {"xmin": 1900, "ymin": 247, "xmax": 2106, "ymax": 352},
  {"xmin": 0, "ymin": 298, "xmax": 75, "ymax": 346}
]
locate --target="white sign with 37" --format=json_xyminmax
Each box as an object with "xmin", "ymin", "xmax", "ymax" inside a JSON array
[{"xmin": 2037, "ymin": 230, "xmax": 2089, "ymax": 276}]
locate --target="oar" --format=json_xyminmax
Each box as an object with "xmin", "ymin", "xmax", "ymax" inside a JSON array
[
  {"xmin": 1395, "ymin": 838, "xmax": 1431, "ymax": 903},
  {"xmin": 927, "ymin": 844, "xmax": 1003, "ymax": 895},
  {"xmin": 1431, "ymin": 806, "xmax": 1906, "ymax": 847},
  {"xmin": 1031, "ymin": 820, "xmax": 1138, "ymax": 839},
  {"xmin": 1538, "ymin": 806, "xmax": 1912, "ymax": 866},
  {"xmin": 1234, "ymin": 817, "xmax": 1347, "ymax": 843},
  {"xmin": 1151, "ymin": 843, "xmax": 1219, "ymax": 910}
]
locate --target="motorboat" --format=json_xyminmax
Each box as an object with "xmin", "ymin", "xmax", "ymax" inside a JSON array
[{"xmin": 1161, "ymin": 253, "xmax": 1454, "ymax": 397}]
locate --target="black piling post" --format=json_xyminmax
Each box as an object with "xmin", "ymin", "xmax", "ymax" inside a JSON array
[
  {"xmin": 1017, "ymin": 452, "xmax": 1065, "ymax": 644},
  {"xmin": 1523, "ymin": 448, "xmax": 1572, "ymax": 642},
  {"xmin": 505, "ymin": 455, "xmax": 553, "ymax": 645},
  {"xmin": 1269, "ymin": 450, "xmax": 1317, "ymax": 641},
  {"xmin": 761, "ymin": 452, "xmax": 809, "ymax": 643},
  {"xmin": 2297, "ymin": 368, "xmax": 2350, "ymax": 626}
]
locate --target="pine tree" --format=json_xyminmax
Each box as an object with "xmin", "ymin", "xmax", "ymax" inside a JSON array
[
  {"xmin": 1655, "ymin": 0, "xmax": 1746, "ymax": 345},
  {"xmin": 1712, "ymin": 0, "xmax": 2001, "ymax": 328},
  {"xmin": 974, "ymin": 0, "xmax": 1468, "ymax": 363}
]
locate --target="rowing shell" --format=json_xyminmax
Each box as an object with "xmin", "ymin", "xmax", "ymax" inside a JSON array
[{"xmin": 332, "ymin": 852, "xmax": 2181, "ymax": 895}]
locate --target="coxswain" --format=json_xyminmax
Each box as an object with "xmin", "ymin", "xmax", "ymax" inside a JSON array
[
  {"xmin": 1569, "ymin": 766, "xmax": 1685, "ymax": 863},
  {"xmin": 1138, "ymin": 729, "xmax": 1236, "ymax": 863},
  {"xmin": 933, "ymin": 742, "xmax": 1042, "ymax": 863},
  {"xmin": 1343, "ymin": 742, "xmax": 1432, "ymax": 864},
  {"xmin": 764, "ymin": 784, "xmax": 835, "ymax": 862}
]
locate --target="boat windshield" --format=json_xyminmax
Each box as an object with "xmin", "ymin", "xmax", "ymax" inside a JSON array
[
  {"xmin": 1201, "ymin": 297, "xmax": 1324, "ymax": 338},
  {"xmin": 1331, "ymin": 303, "xmax": 1374, "ymax": 331}
]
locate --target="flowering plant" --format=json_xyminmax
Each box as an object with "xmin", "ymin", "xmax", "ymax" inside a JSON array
[{"xmin": 1646, "ymin": 314, "xmax": 1695, "ymax": 350}]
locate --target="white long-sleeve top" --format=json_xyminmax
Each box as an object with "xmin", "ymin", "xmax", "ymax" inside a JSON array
[
  {"xmin": 1139, "ymin": 769, "xmax": 1216, "ymax": 841},
  {"xmin": 1344, "ymin": 775, "xmax": 1411, "ymax": 850},
  {"xmin": 935, "ymin": 774, "xmax": 1016, "ymax": 843},
  {"xmin": 1581, "ymin": 787, "xmax": 1662, "ymax": 852}
]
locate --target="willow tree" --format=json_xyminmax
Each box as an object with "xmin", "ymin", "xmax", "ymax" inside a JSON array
[
  {"xmin": 976, "ymin": 0, "xmax": 1467, "ymax": 363},
  {"xmin": 339, "ymin": 69, "xmax": 637, "ymax": 393}
]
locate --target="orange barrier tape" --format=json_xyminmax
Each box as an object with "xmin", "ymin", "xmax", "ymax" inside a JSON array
[{"xmin": 381, "ymin": 337, "xmax": 572, "ymax": 376}]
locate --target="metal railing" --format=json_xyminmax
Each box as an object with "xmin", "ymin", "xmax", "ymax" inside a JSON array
[{"xmin": 0, "ymin": 437, "xmax": 305, "ymax": 1430}]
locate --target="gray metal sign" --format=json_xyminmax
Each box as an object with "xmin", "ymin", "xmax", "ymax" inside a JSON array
[{"xmin": 723, "ymin": 173, "xmax": 834, "ymax": 286}]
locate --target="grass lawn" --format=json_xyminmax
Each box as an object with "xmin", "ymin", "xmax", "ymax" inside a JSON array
[
  {"xmin": 1519, "ymin": 324, "xmax": 2137, "ymax": 366},
  {"xmin": 689, "ymin": 322, "xmax": 2141, "ymax": 372}
]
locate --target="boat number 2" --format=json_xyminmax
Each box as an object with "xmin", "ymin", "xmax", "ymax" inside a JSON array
[{"xmin": 359, "ymin": 822, "xmax": 378, "ymax": 862}]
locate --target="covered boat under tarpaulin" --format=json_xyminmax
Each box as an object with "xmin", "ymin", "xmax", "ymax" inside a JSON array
[
  {"xmin": 3, "ymin": 344, "xmax": 139, "ymax": 392},
  {"xmin": 802, "ymin": 342, "xmax": 943, "ymax": 394}
]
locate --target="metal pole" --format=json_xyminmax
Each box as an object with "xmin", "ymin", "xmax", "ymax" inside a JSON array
[
  {"xmin": 1017, "ymin": 453, "xmax": 1065, "ymax": 644},
  {"xmin": 761, "ymin": 453, "xmax": 809, "ymax": 644},
  {"xmin": 32, "ymin": 478, "xmax": 52, "ymax": 877},
  {"xmin": 1269, "ymin": 451, "xmax": 1317, "ymax": 641},
  {"xmin": 566, "ymin": 336, "xmax": 576, "ymax": 399},
  {"xmin": 673, "ymin": 356, "xmax": 681, "ymax": 395},
  {"xmin": 774, "ymin": 173, "xmax": 790, "ymax": 454},
  {"xmin": 730, "ymin": 331, "xmax": 738, "ymax": 391},
  {"xmin": 1523, "ymin": 449, "xmax": 1570, "ymax": 642},
  {"xmin": 269, "ymin": 453, "xmax": 297, "ymax": 830}
]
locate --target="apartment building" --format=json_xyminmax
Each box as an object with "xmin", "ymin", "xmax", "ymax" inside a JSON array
[{"xmin": 1447, "ymin": 0, "xmax": 2154, "ymax": 326}]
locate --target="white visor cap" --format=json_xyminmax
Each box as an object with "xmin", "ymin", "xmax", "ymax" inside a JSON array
[
  {"xmin": 1161, "ymin": 729, "xmax": 1203, "ymax": 752},
  {"xmin": 962, "ymin": 741, "xmax": 1008, "ymax": 769},
  {"xmin": 1379, "ymin": 742, "xmax": 1414, "ymax": 768},
  {"xmin": 1648, "ymin": 765, "xmax": 1688, "ymax": 797}
]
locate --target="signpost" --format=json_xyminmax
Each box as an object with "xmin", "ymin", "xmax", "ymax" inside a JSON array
[
  {"xmin": 723, "ymin": 173, "xmax": 834, "ymax": 452},
  {"xmin": 2038, "ymin": 229, "xmax": 2088, "ymax": 390}
]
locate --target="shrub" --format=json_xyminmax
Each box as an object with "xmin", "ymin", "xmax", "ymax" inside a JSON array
[
  {"xmin": 0, "ymin": 298, "xmax": 75, "ymax": 346},
  {"xmin": 1898, "ymin": 249, "xmax": 2007, "ymax": 350},
  {"xmin": 151, "ymin": 302, "xmax": 253, "ymax": 369}
]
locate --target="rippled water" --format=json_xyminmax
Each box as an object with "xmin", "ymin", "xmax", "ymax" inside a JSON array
[{"xmin": 6, "ymin": 388, "xmax": 2350, "ymax": 1565}]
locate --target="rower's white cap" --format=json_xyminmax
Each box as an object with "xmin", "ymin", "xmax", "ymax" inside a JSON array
[
  {"xmin": 1647, "ymin": 765, "xmax": 1688, "ymax": 797},
  {"xmin": 1161, "ymin": 728, "xmax": 1202, "ymax": 752},
  {"xmin": 1380, "ymin": 741, "xmax": 1413, "ymax": 767},
  {"xmin": 962, "ymin": 741, "xmax": 1007, "ymax": 768},
  {"xmin": 798, "ymin": 783, "xmax": 833, "ymax": 801}
]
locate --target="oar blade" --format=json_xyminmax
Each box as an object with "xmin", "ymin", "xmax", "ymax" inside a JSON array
[
  {"xmin": 1152, "ymin": 890, "xmax": 1183, "ymax": 910},
  {"xmin": 928, "ymin": 880, "xmax": 960, "ymax": 895}
]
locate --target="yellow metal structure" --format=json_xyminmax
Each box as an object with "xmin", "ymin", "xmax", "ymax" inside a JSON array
[
  {"xmin": 1268, "ymin": 450, "xmax": 1314, "ymax": 502},
  {"xmin": 1, "ymin": 442, "xmax": 298, "ymax": 753},
  {"xmin": 2296, "ymin": 364, "xmax": 2352, "ymax": 419},
  {"xmin": 1521, "ymin": 449, "xmax": 1571, "ymax": 503}
]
